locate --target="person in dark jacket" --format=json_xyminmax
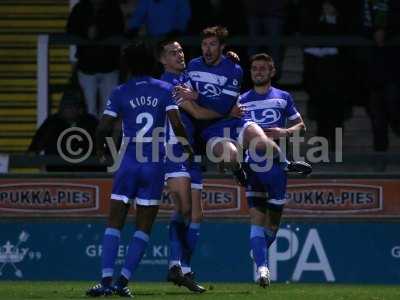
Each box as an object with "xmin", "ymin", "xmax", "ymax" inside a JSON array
[
  {"xmin": 302, "ymin": 0, "xmax": 350, "ymax": 150},
  {"xmin": 67, "ymin": 0, "xmax": 125, "ymax": 117},
  {"xmin": 28, "ymin": 88, "xmax": 102, "ymax": 172}
]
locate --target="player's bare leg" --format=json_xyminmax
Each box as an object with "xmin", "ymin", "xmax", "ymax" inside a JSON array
[
  {"xmin": 168, "ymin": 177, "xmax": 192, "ymax": 219},
  {"xmin": 242, "ymin": 123, "xmax": 312, "ymax": 174},
  {"xmin": 242, "ymin": 123, "xmax": 280, "ymax": 159},
  {"xmin": 212, "ymin": 140, "xmax": 247, "ymax": 186},
  {"xmin": 107, "ymin": 200, "xmax": 131, "ymax": 229}
]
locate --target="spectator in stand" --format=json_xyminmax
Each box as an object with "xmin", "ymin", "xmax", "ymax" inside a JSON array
[
  {"xmin": 119, "ymin": 0, "xmax": 138, "ymax": 31},
  {"xmin": 302, "ymin": 0, "xmax": 350, "ymax": 149},
  {"xmin": 67, "ymin": 0, "xmax": 125, "ymax": 117},
  {"xmin": 242, "ymin": 0, "xmax": 289, "ymax": 80},
  {"xmin": 345, "ymin": 0, "xmax": 400, "ymax": 152},
  {"xmin": 28, "ymin": 88, "xmax": 102, "ymax": 172},
  {"xmin": 126, "ymin": 0, "xmax": 191, "ymax": 37},
  {"xmin": 363, "ymin": 0, "xmax": 400, "ymax": 151}
]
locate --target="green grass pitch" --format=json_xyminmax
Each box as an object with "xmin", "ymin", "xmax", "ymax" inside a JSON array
[{"xmin": 0, "ymin": 282, "xmax": 399, "ymax": 300}]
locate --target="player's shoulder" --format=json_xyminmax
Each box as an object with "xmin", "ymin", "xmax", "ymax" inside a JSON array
[
  {"xmin": 187, "ymin": 57, "xmax": 203, "ymax": 69},
  {"xmin": 108, "ymin": 83, "xmax": 125, "ymax": 98},
  {"xmin": 148, "ymin": 77, "xmax": 173, "ymax": 92},
  {"xmin": 270, "ymin": 86, "xmax": 292, "ymax": 99},
  {"xmin": 239, "ymin": 89, "xmax": 253, "ymax": 102},
  {"xmin": 222, "ymin": 56, "xmax": 243, "ymax": 75}
]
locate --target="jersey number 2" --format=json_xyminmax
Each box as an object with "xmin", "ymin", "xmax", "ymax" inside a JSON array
[{"xmin": 136, "ymin": 112, "xmax": 154, "ymax": 140}]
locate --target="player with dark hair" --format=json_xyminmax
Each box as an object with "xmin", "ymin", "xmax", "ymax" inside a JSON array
[
  {"xmin": 86, "ymin": 41, "xmax": 193, "ymax": 297},
  {"xmin": 239, "ymin": 53, "xmax": 308, "ymax": 287},
  {"xmin": 177, "ymin": 26, "xmax": 309, "ymax": 186},
  {"xmin": 157, "ymin": 37, "xmax": 243, "ymax": 292}
]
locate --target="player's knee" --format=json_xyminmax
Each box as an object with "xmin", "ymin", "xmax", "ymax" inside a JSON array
[
  {"xmin": 213, "ymin": 141, "xmax": 238, "ymax": 163},
  {"xmin": 223, "ymin": 144, "xmax": 238, "ymax": 163},
  {"xmin": 168, "ymin": 190, "xmax": 182, "ymax": 204}
]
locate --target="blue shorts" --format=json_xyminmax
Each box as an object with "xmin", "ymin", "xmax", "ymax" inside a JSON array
[
  {"xmin": 164, "ymin": 143, "xmax": 203, "ymax": 190},
  {"xmin": 201, "ymin": 117, "xmax": 254, "ymax": 146},
  {"xmin": 111, "ymin": 151, "xmax": 165, "ymax": 206},
  {"xmin": 245, "ymin": 162, "xmax": 287, "ymax": 212}
]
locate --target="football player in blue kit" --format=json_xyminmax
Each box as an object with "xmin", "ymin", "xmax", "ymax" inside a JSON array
[
  {"xmin": 86, "ymin": 42, "xmax": 194, "ymax": 297},
  {"xmin": 176, "ymin": 26, "xmax": 309, "ymax": 183},
  {"xmin": 239, "ymin": 53, "xmax": 309, "ymax": 287},
  {"xmin": 157, "ymin": 38, "xmax": 243, "ymax": 292}
]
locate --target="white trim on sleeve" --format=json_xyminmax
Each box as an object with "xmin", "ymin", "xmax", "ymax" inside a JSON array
[
  {"xmin": 166, "ymin": 105, "xmax": 179, "ymax": 111},
  {"xmin": 222, "ymin": 89, "xmax": 239, "ymax": 97},
  {"xmin": 104, "ymin": 110, "xmax": 118, "ymax": 117},
  {"xmin": 288, "ymin": 112, "xmax": 301, "ymax": 120}
]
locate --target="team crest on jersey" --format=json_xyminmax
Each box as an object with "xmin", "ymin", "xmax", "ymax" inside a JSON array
[
  {"xmin": 196, "ymin": 82, "xmax": 222, "ymax": 97},
  {"xmin": 250, "ymin": 109, "xmax": 281, "ymax": 125}
]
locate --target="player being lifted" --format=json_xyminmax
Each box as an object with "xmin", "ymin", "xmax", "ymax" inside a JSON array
[
  {"xmin": 239, "ymin": 53, "xmax": 310, "ymax": 287},
  {"xmin": 86, "ymin": 42, "xmax": 193, "ymax": 297},
  {"xmin": 157, "ymin": 38, "xmax": 243, "ymax": 292},
  {"xmin": 176, "ymin": 26, "xmax": 309, "ymax": 183}
]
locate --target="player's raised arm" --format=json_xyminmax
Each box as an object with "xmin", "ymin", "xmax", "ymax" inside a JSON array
[
  {"xmin": 167, "ymin": 109, "xmax": 194, "ymax": 158},
  {"xmin": 179, "ymin": 100, "xmax": 222, "ymax": 120},
  {"xmin": 95, "ymin": 115, "xmax": 117, "ymax": 163}
]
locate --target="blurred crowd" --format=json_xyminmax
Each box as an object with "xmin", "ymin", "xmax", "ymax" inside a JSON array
[{"xmin": 29, "ymin": 0, "xmax": 400, "ymax": 166}]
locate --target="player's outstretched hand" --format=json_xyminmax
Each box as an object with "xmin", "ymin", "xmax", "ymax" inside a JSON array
[
  {"xmin": 174, "ymin": 85, "xmax": 198, "ymax": 104},
  {"xmin": 229, "ymin": 104, "xmax": 245, "ymax": 118},
  {"xmin": 226, "ymin": 51, "xmax": 240, "ymax": 63}
]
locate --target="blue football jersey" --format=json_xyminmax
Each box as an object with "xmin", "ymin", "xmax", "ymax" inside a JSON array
[
  {"xmin": 187, "ymin": 56, "xmax": 243, "ymax": 115},
  {"xmin": 239, "ymin": 87, "xmax": 300, "ymax": 129},
  {"xmin": 160, "ymin": 71, "xmax": 195, "ymax": 145},
  {"xmin": 104, "ymin": 76, "xmax": 178, "ymax": 156}
]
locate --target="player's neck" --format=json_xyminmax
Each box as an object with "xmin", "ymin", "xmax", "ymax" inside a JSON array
[
  {"xmin": 204, "ymin": 55, "xmax": 223, "ymax": 67},
  {"xmin": 211, "ymin": 56, "xmax": 223, "ymax": 66},
  {"xmin": 254, "ymin": 82, "xmax": 271, "ymax": 95}
]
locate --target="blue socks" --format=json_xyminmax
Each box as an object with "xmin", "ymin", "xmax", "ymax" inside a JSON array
[
  {"xmin": 168, "ymin": 211, "xmax": 201, "ymax": 273},
  {"xmin": 120, "ymin": 230, "xmax": 149, "ymax": 281},
  {"xmin": 168, "ymin": 212, "xmax": 186, "ymax": 267},
  {"xmin": 250, "ymin": 225, "xmax": 267, "ymax": 268},
  {"xmin": 264, "ymin": 227, "xmax": 277, "ymax": 248},
  {"xmin": 101, "ymin": 227, "xmax": 121, "ymax": 285},
  {"xmin": 181, "ymin": 222, "xmax": 200, "ymax": 272}
]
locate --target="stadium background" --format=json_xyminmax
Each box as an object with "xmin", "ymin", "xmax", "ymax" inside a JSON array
[{"xmin": 0, "ymin": 0, "xmax": 399, "ymax": 292}]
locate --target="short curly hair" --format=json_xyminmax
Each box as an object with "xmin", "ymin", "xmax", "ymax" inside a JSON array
[
  {"xmin": 122, "ymin": 41, "xmax": 154, "ymax": 76},
  {"xmin": 201, "ymin": 26, "xmax": 229, "ymax": 44}
]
